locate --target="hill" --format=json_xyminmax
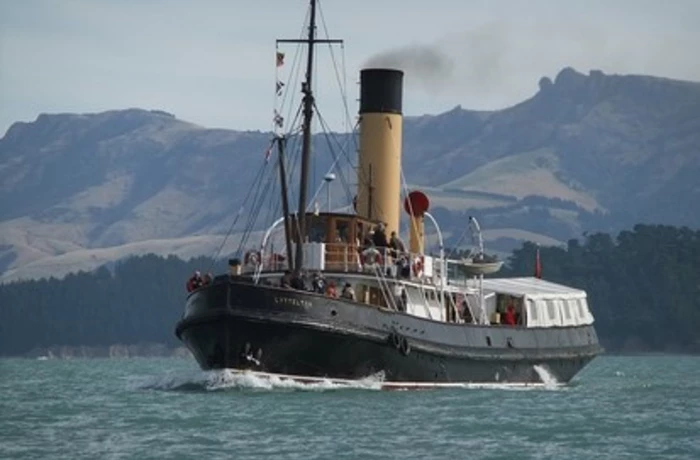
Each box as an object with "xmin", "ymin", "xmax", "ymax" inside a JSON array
[{"xmin": 1, "ymin": 68, "xmax": 699, "ymax": 281}]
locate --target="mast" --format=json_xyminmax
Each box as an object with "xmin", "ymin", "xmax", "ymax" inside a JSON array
[
  {"xmin": 277, "ymin": 136, "xmax": 295, "ymax": 271},
  {"xmin": 295, "ymin": 0, "xmax": 317, "ymax": 274},
  {"xmin": 277, "ymin": 0, "xmax": 342, "ymax": 273}
]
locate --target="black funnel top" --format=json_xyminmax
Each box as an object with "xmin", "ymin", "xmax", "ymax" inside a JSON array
[{"xmin": 360, "ymin": 68, "xmax": 403, "ymax": 115}]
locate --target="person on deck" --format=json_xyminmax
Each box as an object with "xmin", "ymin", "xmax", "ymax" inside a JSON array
[
  {"xmin": 312, "ymin": 272, "xmax": 326, "ymax": 294},
  {"xmin": 504, "ymin": 301, "xmax": 517, "ymax": 326},
  {"xmin": 394, "ymin": 285, "xmax": 408, "ymax": 312},
  {"xmin": 389, "ymin": 231, "xmax": 405, "ymax": 258},
  {"xmin": 460, "ymin": 299, "xmax": 473, "ymax": 323},
  {"xmin": 372, "ymin": 223, "xmax": 389, "ymax": 248},
  {"xmin": 363, "ymin": 232, "xmax": 374, "ymax": 250},
  {"xmin": 341, "ymin": 283, "xmax": 356, "ymax": 301},
  {"xmin": 186, "ymin": 271, "xmax": 202, "ymax": 292},
  {"xmin": 326, "ymin": 281, "xmax": 338, "ymax": 298},
  {"xmin": 281, "ymin": 270, "xmax": 292, "ymax": 288},
  {"xmin": 290, "ymin": 273, "xmax": 306, "ymax": 290}
]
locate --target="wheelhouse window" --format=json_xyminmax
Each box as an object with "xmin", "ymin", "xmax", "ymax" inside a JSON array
[
  {"xmin": 356, "ymin": 221, "xmax": 373, "ymax": 247},
  {"xmin": 307, "ymin": 216, "xmax": 327, "ymax": 243},
  {"xmin": 335, "ymin": 219, "xmax": 350, "ymax": 243}
]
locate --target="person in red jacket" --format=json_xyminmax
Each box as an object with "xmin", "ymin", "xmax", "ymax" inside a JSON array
[
  {"xmin": 503, "ymin": 301, "xmax": 517, "ymax": 326},
  {"xmin": 186, "ymin": 271, "xmax": 202, "ymax": 292}
]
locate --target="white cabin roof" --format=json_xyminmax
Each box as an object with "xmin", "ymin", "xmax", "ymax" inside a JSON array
[{"xmin": 481, "ymin": 277, "xmax": 586, "ymax": 300}]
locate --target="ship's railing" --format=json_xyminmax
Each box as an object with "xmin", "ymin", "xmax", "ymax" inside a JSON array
[
  {"xmin": 246, "ymin": 243, "xmax": 447, "ymax": 285},
  {"xmin": 324, "ymin": 243, "xmax": 444, "ymax": 284},
  {"xmin": 323, "ymin": 243, "xmax": 363, "ymax": 272},
  {"xmin": 323, "ymin": 243, "xmax": 405, "ymax": 277}
]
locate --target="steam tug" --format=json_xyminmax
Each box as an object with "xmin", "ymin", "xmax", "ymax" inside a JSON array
[{"xmin": 175, "ymin": 0, "xmax": 602, "ymax": 387}]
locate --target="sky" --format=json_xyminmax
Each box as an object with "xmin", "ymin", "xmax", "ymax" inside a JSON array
[{"xmin": 1, "ymin": 0, "xmax": 699, "ymax": 136}]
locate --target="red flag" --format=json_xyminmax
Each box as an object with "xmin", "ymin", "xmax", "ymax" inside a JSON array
[
  {"xmin": 276, "ymin": 51, "xmax": 285, "ymax": 67},
  {"xmin": 534, "ymin": 246, "xmax": 542, "ymax": 279}
]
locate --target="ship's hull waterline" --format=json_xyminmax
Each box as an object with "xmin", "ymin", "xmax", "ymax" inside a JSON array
[{"xmin": 175, "ymin": 280, "xmax": 601, "ymax": 384}]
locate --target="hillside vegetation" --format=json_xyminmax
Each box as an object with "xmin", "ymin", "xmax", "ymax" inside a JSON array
[{"xmin": 1, "ymin": 68, "xmax": 699, "ymax": 281}]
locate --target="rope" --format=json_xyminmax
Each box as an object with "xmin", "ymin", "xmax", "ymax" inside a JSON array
[
  {"xmin": 207, "ymin": 149, "xmax": 272, "ymax": 272},
  {"xmin": 306, "ymin": 102, "xmax": 358, "ymax": 210},
  {"xmin": 318, "ymin": 1, "xmax": 354, "ymax": 133},
  {"xmin": 237, "ymin": 158, "xmax": 279, "ymax": 255}
]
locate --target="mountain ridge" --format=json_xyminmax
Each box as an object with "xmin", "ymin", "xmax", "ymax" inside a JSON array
[{"xmin": 1, "ymin": 67, "xmax": 699, "ymax": 281}]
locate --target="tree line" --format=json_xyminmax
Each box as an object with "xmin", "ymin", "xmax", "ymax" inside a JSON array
[
  {"xmin": 0, "ymin": 224, "xmax": 698, "ymax": 355},
  {"xmin": 0, "ymin": 255, "xmax": 221, "ymax": 356},
  {"xmin": 499, "ymin": 224, "xmax": 700, "ymax": 352}
]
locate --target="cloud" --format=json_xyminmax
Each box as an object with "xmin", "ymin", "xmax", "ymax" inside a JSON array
[
  {"xmin": 360, "ymin": 7, "xmax": 700, "ymax": 112},
  {"xmin": 1, "ymin": 0, "xmax": 700, "ymax": 135}
]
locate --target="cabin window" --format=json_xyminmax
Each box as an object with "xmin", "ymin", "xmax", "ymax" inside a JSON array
[
  {"xmin": 308, "ymin": 216, "xmax": 327, "ymax": 243},
  {"xmin": 578, "ymin": 301, "xmax": 586, "ymax": 319},
  {"xmin": 355, "ymin": 222, "xmax": 363, "ymax": 243},
  {"xmin": 563, "ymin": 303, "xmax": 571, "ymax": 320},
  {"xmin": 546, "ymin": 301, "xmax": 557, "ymax": 320},
  {"xmin": 528, "ymin": 300, "xmax": 538, "ymax": 321},
  {"xmin": 335, "ymin": 219, "xmax": 350, "ymax": 243}
]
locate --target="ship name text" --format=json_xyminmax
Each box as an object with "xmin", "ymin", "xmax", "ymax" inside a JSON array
[{"xmin": 274, "ymin": 296, "xmax": 313, "ymax": 308}]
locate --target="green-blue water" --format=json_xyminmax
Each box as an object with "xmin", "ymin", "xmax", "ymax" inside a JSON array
[{"xmin": 1, "ymin": 355, "xmax": 698, "ymax": 459}]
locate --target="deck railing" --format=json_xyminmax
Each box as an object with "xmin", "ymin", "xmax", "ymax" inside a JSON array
[{"xmin": 247, "ymin": 243, "xmax": 447, "ymax": 285}]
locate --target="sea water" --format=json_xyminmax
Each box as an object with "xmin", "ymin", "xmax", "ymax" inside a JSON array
[{"xmin": 1, "ymin": 355, "xmax": 698, "ymax": 459}]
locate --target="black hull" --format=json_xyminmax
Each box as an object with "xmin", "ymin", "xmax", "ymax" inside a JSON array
[{"xmin": 176, "ymin": 279, "xmax": 602, "ymax": 384}]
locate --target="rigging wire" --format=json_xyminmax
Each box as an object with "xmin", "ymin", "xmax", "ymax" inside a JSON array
[
  {"xmin": 207, "ymin": 154, "xmax": 272, "ymax": 269},
  {"xmin": 276, "ymin": 8, "xmax": 309, "ymax": 132},
  {"xmin": 318, "ymin": 1, "xmax": 355, "ymax": 133},
  {"xmin": 237, "ymin": 155, "xmax": 281, "ymax": 253},
  {"xmin": 227, "ymin": 1, "xmax": 368, "ymax": 265},
  {"xmin": 306, "ymin": 103, "xmax": 358, "ymax": 210},
  {"xmin": 224, "ymin": 9, "xmax": 309, "ymax": 262}
]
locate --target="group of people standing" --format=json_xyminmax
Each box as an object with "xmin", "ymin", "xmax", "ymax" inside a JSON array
[
  {"xmin": 359, "ymin": 223, "xmax": 413, "ymax": 278},
  {"xmin": 280, "ymin": 270, "xmax": 356, "ymax": 300},
  {"xmin": 361, "ymin": 223, "xmax": 406, "ymax": 257}
]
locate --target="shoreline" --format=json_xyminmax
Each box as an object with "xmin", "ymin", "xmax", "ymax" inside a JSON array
[{"xmin": 4, "ymin": 343, "xmax": 193, "ymax": 360}]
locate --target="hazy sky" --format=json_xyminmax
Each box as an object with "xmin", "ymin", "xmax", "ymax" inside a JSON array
[{"xmin": 1, "ymin": 0, "xmax": 699, "ymax": 136}]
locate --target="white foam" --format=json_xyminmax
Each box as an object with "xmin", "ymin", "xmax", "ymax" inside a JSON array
[
  {"xmin": 129, "ymin": 369, "xmax": 386, "ymax": 392},
  {"xmin": 131, "ymin": 368, "xmax": 564, "ymax": 393},
  {"xmin": 533, "ymin": 364, "xmax": 561, "ymax": 389}
]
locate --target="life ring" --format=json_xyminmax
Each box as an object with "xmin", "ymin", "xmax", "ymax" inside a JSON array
[
  {"xmin": 412, "ymin": 256, "xmax": 424, "ymax": 277},
  {"xmin": 399, "ymin": 336, "xmax": 411, "ymax": 356},
  {"xmin": 362, "ymin": 247, "xmax": 383, "ymax": 268},
  {"xmin": 244, "ymin": 250, "xmax": 261, "ymax": 266}
]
